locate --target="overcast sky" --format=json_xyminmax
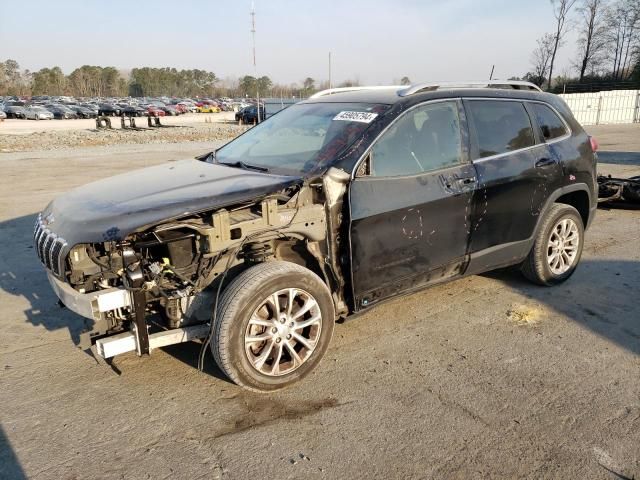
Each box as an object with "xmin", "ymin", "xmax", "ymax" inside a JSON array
[{"xmin": 0, "ymin": 0, "xmax": 578, "ymax": 85}]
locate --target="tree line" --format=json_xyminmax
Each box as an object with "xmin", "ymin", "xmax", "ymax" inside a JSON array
[
  {"xmin": 0, "ymin": 59, "xmax": 372, "ymax": 99},
  {"xmin": 525, "ymin": 0, "xmax": 640, "ymax": 90},
  {"xmin": 0, "ymin": 62, "xmax": 287, "ymax": 98}
]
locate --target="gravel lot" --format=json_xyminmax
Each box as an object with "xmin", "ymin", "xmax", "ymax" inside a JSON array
[
  {"xmin": 0, "ymin": 111, "xmax": 236, "ymax": 135},
  {"xmin": 0, "ymin": 112, "xmax": 243, "ymax": 153},
  {"xmin": 0, "ymin": 124, "xmax": 638, "ymax": 479}
]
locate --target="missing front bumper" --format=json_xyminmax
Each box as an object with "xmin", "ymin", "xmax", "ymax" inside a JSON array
[
  {"xmin": 47, "ymin": 272, "xmax": 132, "ymax": 322},
  {"xmin": 95, "ymin": 324, "xmax": 209, "ymax": 358}
]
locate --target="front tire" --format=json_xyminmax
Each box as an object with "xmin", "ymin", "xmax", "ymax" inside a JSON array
[
  {"xmin": 212, "ymin": 261, "xmax": 335, "ymax": 392},
  {"xmin": 521, "ymin": 203, "xmax": 584, "ymax": 286}
]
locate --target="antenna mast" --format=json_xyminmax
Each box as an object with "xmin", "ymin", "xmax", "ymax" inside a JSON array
[
  {"xmin": 251, "ymin": 2, "xmax": 256, "ymax": 70},
  {"xmin": 251, "ymin": 2, "xmax": 261, "ymax": 122}
]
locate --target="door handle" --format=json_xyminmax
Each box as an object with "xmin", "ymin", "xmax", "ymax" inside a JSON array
[
  {"xmin": 455, "ymin": 176, "xmax": 476, "ymax": 185},
  {"xmin": 440, "ymin": 175, "xmax": 476, "ymax": 194},
  {"xmin": 535, "ymin": 157, "xmax": 556, "ymax": 168}
]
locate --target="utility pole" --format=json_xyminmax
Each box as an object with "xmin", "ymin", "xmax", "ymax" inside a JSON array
[
  {"xmin": 489, "ymin": 65, "xmax": 495, "ymax": 81},
  {"xmin": 328, "ymin": 51, "xmax": 332, "ymax": 91},
  {"xmin": 251, "ymin": 2, "xmax": 260, "ymax": 122}
]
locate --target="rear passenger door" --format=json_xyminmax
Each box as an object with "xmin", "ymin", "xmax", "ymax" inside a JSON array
[
  {"xmin": 349, "ymin": 100, "xmax": 477, "ymax": 308},
  {"xmin": 463, "ymin": 99, "xmax": 564, "ymax": 274}
]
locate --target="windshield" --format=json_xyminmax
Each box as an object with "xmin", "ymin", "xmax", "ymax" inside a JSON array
[{"xmin": 214, "ymin": 102, "xmax": 389, "ymax": 175}]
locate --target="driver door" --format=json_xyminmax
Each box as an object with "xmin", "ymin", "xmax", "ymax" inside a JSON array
[{"xmin": 348, "ymin": 100, "xmax": 476, "ymax": 309}]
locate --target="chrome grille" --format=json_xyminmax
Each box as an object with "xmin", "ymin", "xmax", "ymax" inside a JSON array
[{"xmin": 33, "ymin": 214, "xmax": 68, "ymax": 276}]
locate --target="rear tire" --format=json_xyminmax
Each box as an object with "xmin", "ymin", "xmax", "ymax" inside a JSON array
[
  {"xmin": 212, "ymin": 261, "xmax": 335, "ymax": 392},
  {"xmin": 521, "ymin": 203, "xmax": 584, "ymax": 286}
]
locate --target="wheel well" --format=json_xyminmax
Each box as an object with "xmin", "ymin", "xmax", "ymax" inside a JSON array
[
  {"xmin": 555, "ymin": 190, "xmax": 590, "ymax": 227},
  {"xmin": 272, "ymin": 239, "xmax": 325, "ymax": 281}
]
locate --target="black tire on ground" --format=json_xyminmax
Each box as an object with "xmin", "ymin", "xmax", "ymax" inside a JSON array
[
  {"xmin": 521, "ymin": 203, "xmax": 584, "ymax": 286},
  {"xmin": 212, "ymin": 261, "xmax": 335, "ymax": 392}
]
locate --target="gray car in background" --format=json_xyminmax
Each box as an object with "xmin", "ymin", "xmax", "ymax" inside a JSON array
[{"xmin": 24, "ymin": 106, "xmax": 54, "ymax": 120}]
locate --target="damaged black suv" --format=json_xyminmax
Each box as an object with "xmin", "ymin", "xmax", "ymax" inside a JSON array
[{"xmin": 36, "ymin": 81, "xmax": 598, "ymax": 391}]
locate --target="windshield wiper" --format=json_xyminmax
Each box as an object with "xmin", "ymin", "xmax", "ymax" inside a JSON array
[{"xmin": 219, "ymin": 160, "xmax": 269, "ymax": 172}]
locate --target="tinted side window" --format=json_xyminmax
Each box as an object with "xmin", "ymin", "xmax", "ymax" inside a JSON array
[
  {"xmin": 466, "ymin": 100, "xmax": 535, "ymax": 159},
  {"xmin": 371, "ymin": 101, "xmax": 463, "ymax": 177},
  {"xmin": 530, "ymin": 103, "xmax": 568, "ymax": 140}
]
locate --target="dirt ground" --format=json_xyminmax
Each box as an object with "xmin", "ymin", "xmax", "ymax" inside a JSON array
[
  {"xmin": 0, "ymin": 124, "xmax": 638, "ymax": 480},
  {"xmin": 0, "ymin": 112, "xmax": 236, "ymax": 136},
  {"xmin": 0, "ymin": 113, "xmax": 242, "ymax": 153}
]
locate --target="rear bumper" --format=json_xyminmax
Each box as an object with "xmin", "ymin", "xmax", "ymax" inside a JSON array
[{"xmin": 47, "ymin": 272, "xmax": 132, "ymax": 322}]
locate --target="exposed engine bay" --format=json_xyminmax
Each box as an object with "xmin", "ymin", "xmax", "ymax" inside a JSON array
[{"xmin": 60, "ymin": 169, "xmax": 350, "ymax": 350}]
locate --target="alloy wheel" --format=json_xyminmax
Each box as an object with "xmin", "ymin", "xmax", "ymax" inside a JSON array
[
  {"xmin": 244, "ymin": 288, "xmax": 322, "ymax": 376},
  {"xmin": 547, "ymin": 218, "xmax": 580, "ymax": 275}
]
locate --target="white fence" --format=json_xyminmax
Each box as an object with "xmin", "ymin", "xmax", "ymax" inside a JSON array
[{"xmin": 559, "ymin": 90, "xmax": 640, "ymax": 125}]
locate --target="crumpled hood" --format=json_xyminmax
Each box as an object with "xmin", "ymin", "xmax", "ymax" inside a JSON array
[{"xmin": 42, "ymin": 159, "xmax": 300, "ymax": 246}]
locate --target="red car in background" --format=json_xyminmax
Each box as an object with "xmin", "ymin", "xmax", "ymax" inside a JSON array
[
  {"xmin": 147, "ymin": 105, "xmax": 166, "ymax": 117},
  {"xmin": 195, "ymin": 99, "xmax": 217, "ymax": 107},
  {"xmin": 174, "ymin": 104, "xmax": 188, "ymax": 114}
]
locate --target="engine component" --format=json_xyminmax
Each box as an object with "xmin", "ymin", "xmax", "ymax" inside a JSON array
[{"xmin": 598, "ymin": 175, "xmax": 640, "ymax": 207}]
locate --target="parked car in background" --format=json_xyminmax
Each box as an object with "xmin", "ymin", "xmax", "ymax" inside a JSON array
[
  {"xmin": 238, "ymin": 104, "xmax": 266, "ymax": 124},
  {"xmin": 0, "ymin": 110, "xmax": 6, "ymax": 120},
  {"xmin": 177, "ymin": 102, "xmax": 197, "ymax": 113},
  {"xmin": 45, "ymin": 104, "xmax": 78, "ymax": 119},
  {"xmin": 4, "ymin": 105, "xmax": 27, "ymax": 119},
  {"xmin": 68, "ymin": 105, "xmax": 97, "ymax": 118},
  {"xmin": 174, "ymin": 104, "xmax": 188, "ymax": 114},
  {"xmin": 81, "ymin": 103, "xmax": 100, "ymax": 115},
  {"xmin": 98, "ymin": 104, "xmax": 120, "ymax": 116},
  {"xmin": 119, "ymin": 105, "xmax": 146, "ymax": 117},
  {"xmin": 161, "ymin": 105, "xmax": 179, "ymax": 116},
  {"xmin": 197, "ymin": 103, "xmax": 221, "ymax": 113},
  {"xmin": 24, "ymin": 106, "xmax": 54, "ymax": 120},
  {"xmin": 147, "ymin": 105, "xmax": 166, "ymax": 117},
  {"xmin": 234, "ymin": 106, "xmax": 246, "ymax": 122}
]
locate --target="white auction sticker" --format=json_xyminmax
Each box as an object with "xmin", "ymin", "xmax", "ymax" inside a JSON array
[{"xmin": 333, "ymin": 111, "xmax": 378, "ymax": 123}]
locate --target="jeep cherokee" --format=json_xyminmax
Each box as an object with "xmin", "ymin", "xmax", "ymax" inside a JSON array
[{"xmin": 35, "ymin": 81, "xmax": 598, "ymax": 391}]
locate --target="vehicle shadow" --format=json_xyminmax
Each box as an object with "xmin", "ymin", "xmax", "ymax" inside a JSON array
[
  {"xmin": 481, "ymin": 259, "xmax": 640, "ymax": 355},
  {"xmin": 0, "ymin": 213, "xmax": 89, "ymax": 346},
  {"xmin": 0, "ymin": 424, "xmax": 27, "ymax": 480},
  {"xmin": 160, "ymin": 341, "xmax": 231, "ymax": 383}
]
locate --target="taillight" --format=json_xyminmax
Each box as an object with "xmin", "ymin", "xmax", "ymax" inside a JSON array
[{"xmin": 589, "ymin": 136, "xmax": 599, "ymax": 152}]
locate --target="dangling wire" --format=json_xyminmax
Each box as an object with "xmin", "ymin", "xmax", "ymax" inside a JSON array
[
  {"xmin": 197, "ymin": 187, "xmax": 306, "ymax": 372},
  {"xmin": 197, "ymin": 239, "xmax": 245, "ymax": 372}
]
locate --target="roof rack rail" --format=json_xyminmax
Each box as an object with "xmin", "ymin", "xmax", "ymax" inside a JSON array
[
  {"xmin": 398, "ymin": 80, "xmax": 543, "ymax": 96},
  {"xmin": 309, "ymin": 86, "xmax": 402, "ymax": 99}
]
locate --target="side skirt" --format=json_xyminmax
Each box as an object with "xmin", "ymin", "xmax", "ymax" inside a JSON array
[{"xmin": 464, "ymin": 239, "xmax": 533, "ymax": 276}]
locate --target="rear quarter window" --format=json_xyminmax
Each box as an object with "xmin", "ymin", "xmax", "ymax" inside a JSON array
[
  {"xmin": 466, "ymin": 100, "xmax": 535, "ymax": 159},
  {"xmin": 529, "ymin": 103, "xmax": 569, "ymax": 141}
]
